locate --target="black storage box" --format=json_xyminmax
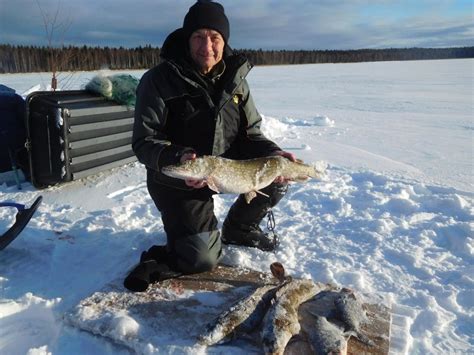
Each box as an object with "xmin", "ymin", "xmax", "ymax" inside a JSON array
[{"xmin": 26, "ymin": 90, "xmax": 136, "ymax": 188}]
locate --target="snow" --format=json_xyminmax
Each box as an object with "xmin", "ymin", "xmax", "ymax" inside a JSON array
[{"xmin": 0, "ymin": 58, "xmax": 473, "ymax": 354}]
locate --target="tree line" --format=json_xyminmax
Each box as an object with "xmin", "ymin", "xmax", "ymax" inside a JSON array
[
  {"xmin": 0, "ymin": 44, "xmax": 472, "ymax": 74},
  {"xmin": 241, "ymin": 47, "xmax": 474, "ymax": 66}
]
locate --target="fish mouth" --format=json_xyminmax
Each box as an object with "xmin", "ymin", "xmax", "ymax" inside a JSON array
[
  {"xmin": 161, "ymin": 166, "xmax": 198, "ymax": 180},
  {"xmin": 161, "ymin": 166, "xmax": 186, "ymax": 178}
]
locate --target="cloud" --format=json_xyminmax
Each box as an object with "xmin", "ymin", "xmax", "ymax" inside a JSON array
[
  {"xmin": 224, "ymin": 0, "xmax": 474, "ymax": 49},
  {"xmin": 0, "ymin": 0, "xmax": 472, "ymax": 49}
]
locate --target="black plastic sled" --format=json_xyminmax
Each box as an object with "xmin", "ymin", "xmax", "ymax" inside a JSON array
[{"xmin": 0, "ymin": 196, "xmax": 42, "ymax": 250}]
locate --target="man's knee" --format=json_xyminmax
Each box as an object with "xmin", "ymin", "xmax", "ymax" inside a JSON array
[{"xmin": 172, "ymin": 230, "xmax": 222, "ymax": 274}]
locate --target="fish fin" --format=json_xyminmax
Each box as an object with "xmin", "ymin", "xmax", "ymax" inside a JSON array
[
  {"xmin": 244, "ymin": 191, "xmax": 257, "ymax": 203},
  {"xmin": 245, "ymin": 190, "xmax": 269, "ymax": 204},
  {"xmin": 206, "ymin": 177, "xmax": 220, "ymax": 193},
  {"xmin": 294, "ymin": 176, "xmax": 310, "ymax": 182}
]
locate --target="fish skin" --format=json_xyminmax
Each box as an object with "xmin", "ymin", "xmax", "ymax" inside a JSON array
[
  {"xmin": 161, "ymin": 155, "xmax": 325, "ymax": 203},
  {"xmin": 309, "ymin": 315, "xmax": 348, "ymax": 355},
  {"xmin": 334, "ymin": 291, "xmax": 374, "ymax": 346},
  {"xmin": 236, "ymin": 285, "xmax": 281, "ymax": 334},
  {"xmin": 198, "ymin": 284, "xmax": 277, "ymax": 346},
  {"xmin": 261, "ymin": 279, "xmax": 323, "ymax": 355}
]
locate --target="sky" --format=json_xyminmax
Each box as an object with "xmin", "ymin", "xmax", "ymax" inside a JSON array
[{"xmin": 0, "ymin": 0, "xmax": 472, "ymax": 50}]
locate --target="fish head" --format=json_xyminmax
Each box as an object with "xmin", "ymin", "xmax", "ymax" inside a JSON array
[{"xmin": 161, "ymin": 157, "xmax": 213, "ymax": 180}]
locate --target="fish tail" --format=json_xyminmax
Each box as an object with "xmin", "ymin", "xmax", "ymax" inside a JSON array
[
  {"xmin": 309, "ymin": 160, "xmax": 328, "ymax": 178},
  {"xmin": 355, "ymin": 331, "xmax": 375, "ymax": 347},
  {"xmin": 344, "ymin": 330, "xmax": 375, "ymax": 347}
]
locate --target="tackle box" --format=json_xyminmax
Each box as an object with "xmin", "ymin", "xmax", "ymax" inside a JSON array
[{"xmin": 25, "ymin": 90, "xmax": 136, "ymax": 188}]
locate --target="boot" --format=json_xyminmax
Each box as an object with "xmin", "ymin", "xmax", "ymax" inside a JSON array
[
  {"xmin": 221, "ymin": 219, "xmax": 279, "ymax": 251},
  {"xmin": 221, "ymin": 183, "xmax": 287, "ymax": 252},
  {"xmin": 140, "ymin": 245, "xmax": 168, "ymax": 263},
  {"xmin": 124, "ymin": 245, "xmax": 182, "ymax": 292}
]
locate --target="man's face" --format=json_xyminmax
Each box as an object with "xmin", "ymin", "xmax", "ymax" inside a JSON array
[{"xmin": 189, "ymin": 29, "xmax": 225, "ymax": 74}]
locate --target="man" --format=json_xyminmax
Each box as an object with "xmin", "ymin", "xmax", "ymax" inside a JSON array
[{"xmin": 125, "ymin": 0, "xmax": 295, "ymax": 292}]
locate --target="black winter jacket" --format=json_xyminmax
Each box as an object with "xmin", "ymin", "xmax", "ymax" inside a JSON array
[{"xmin": 132, "ymin": 29, "xmax": 280, "ymax": 188}]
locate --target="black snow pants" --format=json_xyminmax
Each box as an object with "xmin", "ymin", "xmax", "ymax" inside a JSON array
[{"xmin": 147, "ymin": 171, "xmax": 288, "ymax": 274}]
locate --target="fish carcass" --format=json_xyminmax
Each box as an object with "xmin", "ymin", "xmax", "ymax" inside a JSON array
[{"xmin": 261, "ymin": 279, "xmax": 324, "ymax": 355}]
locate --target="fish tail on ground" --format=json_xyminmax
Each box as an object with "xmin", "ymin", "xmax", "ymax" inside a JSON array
[{"xmin": 350, "ymin": 330, "xmax": 375, "ymax": 347}]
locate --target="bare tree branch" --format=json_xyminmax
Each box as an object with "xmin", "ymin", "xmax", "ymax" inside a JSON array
[{"xmin": 35, "ymin": 0, "xmax": 74, "ymax": 90}]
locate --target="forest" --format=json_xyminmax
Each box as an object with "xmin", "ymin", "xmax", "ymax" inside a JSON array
[{"xmin": 0, "ymin": 44, "xmax": 472, "ymax": 74}]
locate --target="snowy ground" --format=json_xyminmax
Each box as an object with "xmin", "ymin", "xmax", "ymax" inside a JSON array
[{"xmin": 0, "ymin": 59, "xmax": 472, "ymax": 354}]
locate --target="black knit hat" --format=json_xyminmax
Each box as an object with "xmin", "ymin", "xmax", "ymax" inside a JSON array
[{"xmin": 183, "ymin": 0, "xmax": 230, "ymax": 43}]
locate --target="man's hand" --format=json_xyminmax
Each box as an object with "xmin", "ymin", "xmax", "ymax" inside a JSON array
[
  {"xmin": 181, "ymin": 152, "xmax": 207, "ymax": 188},
  {"xmin": 272, "ymin": 150, "xmax": 298, "ymax": 184},
  {"xmin": 273, "ymin": 150, "xmax": 297, "ymax": 162}
]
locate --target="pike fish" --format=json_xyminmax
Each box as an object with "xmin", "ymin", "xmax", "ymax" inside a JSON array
[
  {"xmin": 162, "ymin": 155, "xmax": 326, "ymax": 203},
  {"xmin": 261, "ymin": 279, "xmax": 323, "ymax": 355}
]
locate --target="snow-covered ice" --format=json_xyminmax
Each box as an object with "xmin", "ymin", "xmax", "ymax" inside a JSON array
[{"xmin": 0, "ymin": 59, "xmax": 472, "ymax": 354}]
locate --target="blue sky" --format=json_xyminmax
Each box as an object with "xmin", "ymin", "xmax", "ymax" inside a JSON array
[{"xmin": 0, "ymin": 0, "xmax": 472, "ymax": 50}]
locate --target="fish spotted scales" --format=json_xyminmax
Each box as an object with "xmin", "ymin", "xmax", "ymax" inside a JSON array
[{"xmin": 162, "ymin": 155, "xmax": 325, "ymax": 203}]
